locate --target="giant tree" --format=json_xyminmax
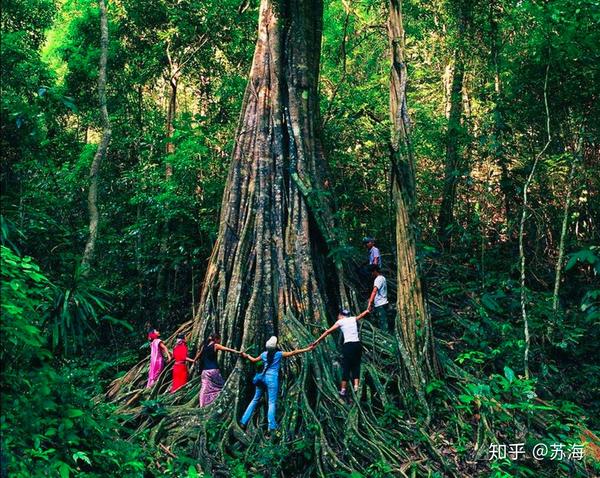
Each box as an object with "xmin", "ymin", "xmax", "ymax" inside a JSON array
[{"xmin": 109, "ymin": 0, "xmax": 443, "ymax": 474}]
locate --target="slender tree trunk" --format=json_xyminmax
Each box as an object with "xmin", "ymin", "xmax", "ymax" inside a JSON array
[
  {"xmin": 438, "ymin": 48, "xmax": 464, "ymax": 249},
  {"xmin": 489, "ymin": 0, "xmax": 512, "ymax": 225},
  {"xmin": 81, "ymin": 0, "xmax": 111, "ymax": 275},
  {"xmin": 552, "ymin": 131, "xmax": 583, "ymax": 313},
  {"xmin": 165, "ymin": 73, "xmax": 178, "ymax": 168},
  {"xmin": 135, "ymin": 85, "xmax": 143, "ymax": 315},
  {"xmin": 388, "ymin": 0, "xmax": 437, "ymax": 414},
  {"xmin": 156, "ymin": 69, "xmax": 179, "ymax": 305},
  {"xmin": 438, "ymin": 0, "xmax": 473, "ymax": 249},
  {"xmin": 443, "ymin": 62, "xmax": 453, "ymax": 119},
  {"xmin": 519, "ymin": 64, "xmax": 551, "ymax": 379}
]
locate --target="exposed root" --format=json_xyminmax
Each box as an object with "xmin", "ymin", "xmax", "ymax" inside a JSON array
[{"xmin": 108, "ymin": 313, "xmax": 461, "ymax": 476}]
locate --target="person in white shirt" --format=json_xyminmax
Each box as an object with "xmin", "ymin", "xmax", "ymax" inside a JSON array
[
  {"xmin": 367, "ymin": 265, "xmax": 389, "ymax": 331},
  {"xmin": 312, "ymin": 308, "xmax": 370, "ymax": 398}
]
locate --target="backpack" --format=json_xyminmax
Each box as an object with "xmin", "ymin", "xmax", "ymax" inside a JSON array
[{"xmin": 252, "ymin": 352, "xmax": 275, "ymax": 389}]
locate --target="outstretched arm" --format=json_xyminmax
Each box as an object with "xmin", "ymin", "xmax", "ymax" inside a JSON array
[
  {"xmin": 312, "ymin": 322, "xmax": 340, "ymax": 347},
  {"xmin": 241, "ymin": 352, "xmax": 262, "ymax": 363},
  {"xmin": 215, "ymin": 343, "xmax": 241, "ymax": 354},
  {"xmin": 282, "ymin": 345, "xmax": 314, "ymax": 358},
  {"xmin": 355, "ymin": 309, "xmax": 371, "ymax": 321}
]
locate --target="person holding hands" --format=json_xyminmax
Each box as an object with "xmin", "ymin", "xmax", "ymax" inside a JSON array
[
  {"xmin": 239, "ymin": 336, "xmax": 314, "ymax": 434},
  {"xmin": 311, "ymin": 308, "xmax": 370, "ymax": 399}
]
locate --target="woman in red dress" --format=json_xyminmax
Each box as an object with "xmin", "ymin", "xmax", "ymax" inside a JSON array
[{"xmin": 171, "ymin": 334, "xmax": 194, "ymax": 393}]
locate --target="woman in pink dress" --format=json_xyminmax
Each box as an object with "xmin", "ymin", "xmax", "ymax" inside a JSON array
[{"xmin": 146, "ymin": 328, "xmax": 171, "ymax": 388}]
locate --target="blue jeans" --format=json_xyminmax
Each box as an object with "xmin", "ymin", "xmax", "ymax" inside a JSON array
[{"xmin": 240, "ymin": 373, "xmax": 279, "ymax": 430}]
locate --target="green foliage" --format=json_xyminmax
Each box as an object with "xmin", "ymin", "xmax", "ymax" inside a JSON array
[
  {"xmin": 1, "ymin": 245, "xmax": 50, "ymax": 363},
  {"xmin": 566, "ymin": 247, "xmax": 600, "ymax": 273},
  {"xmin": 1, "ymin": 246, "xmax": 147, "ymax": 477},
  {"xmin": 2, "ymin": 365, "xmax": 146, "ymax": 477},
  {"xmin": 581, "ymin": 289, "xmax": 600, "ymax": 321},
  {"xmin": 45, "ymin": 280, "xmax": 114, "ymax": 355}
]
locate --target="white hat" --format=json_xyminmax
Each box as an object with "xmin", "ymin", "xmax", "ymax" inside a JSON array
[{"xmin": 265, "ymin": 336, "xmax": 278, "ymax": 349}]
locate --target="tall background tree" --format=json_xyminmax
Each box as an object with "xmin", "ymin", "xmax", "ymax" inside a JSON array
[
  {"xmin": 387, "ymin": 0, "xmax": 437, "ymax": 415},
  {"xmin": 80, "ymin": 0, "xmax": 111, "ymax": 274}
]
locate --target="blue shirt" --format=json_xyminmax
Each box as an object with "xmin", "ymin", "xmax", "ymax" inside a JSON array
[
  {"xmin": 260, "ymin": 351, "xmax": 283, "ymax": 376},
  {"xmin": 369, "ymin": 246, "xmax": 381, "ymax": 266}
]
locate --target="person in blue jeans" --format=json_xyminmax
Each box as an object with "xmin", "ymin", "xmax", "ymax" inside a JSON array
[{"xmin": 240, "ymin": 336, "xmax": 314, "ymax": 433}]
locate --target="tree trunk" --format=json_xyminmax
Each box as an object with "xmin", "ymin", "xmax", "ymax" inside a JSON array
[
  {"xmin": 108, "ymin": 0, "xmax": 446, "ymax": 474},
  {"xmin": 165, "ymin": 73, "xmax": 178, "ymax": 170},
  {"xmin": 519, "ymin": 64, "xmax": 551, "ymax": 379},
  {"xmin": 437, "ymin": 48, "xmax": 464, "ymax": 249},
  {"xmin": 489, "ymin": 0, "xmax": 512, "ymax": 225},
  {"xmin": 388, "ymin": 0, "xmax": 438, "ymax": 414},
  {"xmin": 156, "ymin": 70, "xmax": 179, "ymax": 308},
  {"xmin": 438, "ymin": 0, "xmax": 472, "ymax": 250},
  {"xmin": 187, "ymin": 0, "xmax": 344, "ymax": 349},
  {"xmin": 552, "ymin": 131, "xmax": 583, "ymax": 313},
  {"xmin": 81, "ymin": 0, "xmax": 111, "ymax": 275}
]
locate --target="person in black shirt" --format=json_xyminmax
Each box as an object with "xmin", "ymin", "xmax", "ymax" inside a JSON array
[{"xmin": 198, "ymin": 333, "xmax": 240, "ymax": 407}]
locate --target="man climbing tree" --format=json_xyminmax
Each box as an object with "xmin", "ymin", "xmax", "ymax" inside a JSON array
[{"xmin": 367, "ymin": 265, "xmax": 389, "ymax": 331}]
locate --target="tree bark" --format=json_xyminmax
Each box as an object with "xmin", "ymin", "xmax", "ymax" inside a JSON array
[
  {"xmin": 188, "ymin": 0, "xmax": 336, "ymax": 349},
  {"xmin": 552, "ymin": 131, "xmax": 583, "ymax": 313},
  {"xmin": 437, "ymin": 48, "xmax": 464, "ymax": 249},
  {"xmin": 489, "ymin": 0, "xmax": 512, "ymax": 225},
  {"xmin": 388, "ymin": 0, "xmax": 438, "ymax": 413},
  {"xmin": 81, "ymin": 0, "xmax": 111, "ymax": 275},
  {"xmin": 438, "ymin": 0, "xmax": 471, "ymax": 250}
]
